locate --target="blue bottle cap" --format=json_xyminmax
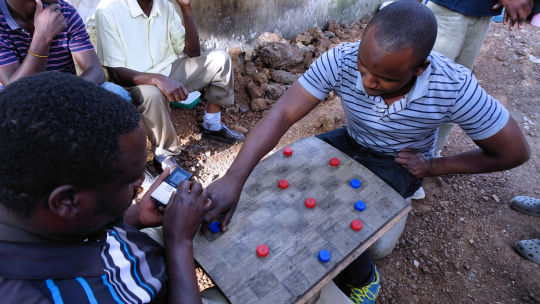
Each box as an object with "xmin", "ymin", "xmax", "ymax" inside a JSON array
[
  {"xmin": 355, "ymin": 200, "xmax": 366, "ymax": 211},
  {"xmin": 318, "ymin": 249, "xmax": 331, "ymax": 263},
  {"xmin": 350, "ymin": 179, "xmax": 361, "ymax": 188},
  {"xmin": 209, "ymin": 221, "xmax": 221, "ymax": 233}
]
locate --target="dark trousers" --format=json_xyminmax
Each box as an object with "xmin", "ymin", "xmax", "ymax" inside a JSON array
[{"xmin": 316, "ymin": 127, "xmax": 422, "ymax": 290}]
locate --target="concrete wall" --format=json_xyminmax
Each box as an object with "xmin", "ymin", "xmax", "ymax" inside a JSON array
[{"xmin": 67, "ymin": 0, "xmax": 381, "ymax": 49}]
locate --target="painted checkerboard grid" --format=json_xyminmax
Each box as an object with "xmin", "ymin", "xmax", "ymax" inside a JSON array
[{"xmin": 193, "ymin": 136, "xmax": 409, "ymax": 303}]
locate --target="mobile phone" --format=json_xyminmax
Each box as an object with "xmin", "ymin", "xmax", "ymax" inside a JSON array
[{"xmin": 151, "ymin": 166, "xmax": 192, "ymax": 206}]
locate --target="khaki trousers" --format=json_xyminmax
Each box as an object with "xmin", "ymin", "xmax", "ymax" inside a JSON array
[
  {"xmin": 427, "ymin": 1, "xmax": 493, "ymax": 153},
  {"xmin": 129, "ymin": 50, "xmax": 234, "ymax": 156}
]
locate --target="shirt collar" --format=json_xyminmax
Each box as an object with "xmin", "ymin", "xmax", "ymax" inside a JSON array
[
  {"xmin": 127, "ymin": 0, "xmax": 161, "ymax": 18},
  {"xmin": 355, "ymin": 54, "xmax": 433, "ymax": 104},
  {"xmin": 406, "ymin": 54, "xmax": 433, "ymax": 103},
  {"xmin": 0, "ymin": 0, "xmax": 21, "ymax": 30}
]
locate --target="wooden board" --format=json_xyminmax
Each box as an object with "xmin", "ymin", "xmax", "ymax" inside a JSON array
[{"xmin": 193, "ymin": 136, "xmax": 410, "ymax": 303}]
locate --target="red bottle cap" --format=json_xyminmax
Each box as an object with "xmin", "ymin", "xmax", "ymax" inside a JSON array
[
  {"xmin": 305, "ymin": 197, "xmax": 316, "ymax": 208},
  {"xmin": 278, "ymin": 179, "xmax": 289, "ymax": 189},
  {"xmin": 257, "ymin": 244, "xmax": 269, "ymax": 257},
  {"xmin": 283, "ymin": 147, "xmax": 293, "ymax": 156},
  {"xmin": 329, "ymin": 158, "xmax": 340, "ymax": 167},
  {"xmin": 351, "ymin": 219, "xmax": 363, "ymax": 231}
]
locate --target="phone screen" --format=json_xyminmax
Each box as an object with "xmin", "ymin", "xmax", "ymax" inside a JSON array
[{"xmin": 151, "ymin": 166, "xmax": 192, "ymax": 206}]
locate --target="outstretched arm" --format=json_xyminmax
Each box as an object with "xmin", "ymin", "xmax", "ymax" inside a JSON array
[
  {"xmin": 176, "ymin": 0, "xmax": 200, "ymax": 57},
  {"xmin": 205, "ymin": 81, "xmax": 320, "ymax": 230},
  {"xmin": 395, "ymin": 117, "xmax": 530, "ymax": 178}
]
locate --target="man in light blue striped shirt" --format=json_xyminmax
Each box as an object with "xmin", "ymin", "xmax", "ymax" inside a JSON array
[{"xmin": 206, "ymin": 1, "xmax": 529, "ymax": 303}]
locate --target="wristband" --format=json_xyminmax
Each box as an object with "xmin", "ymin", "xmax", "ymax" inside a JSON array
[{"xmin": 27, "ymin": 50, "xmax": 48, "ymax": 58}]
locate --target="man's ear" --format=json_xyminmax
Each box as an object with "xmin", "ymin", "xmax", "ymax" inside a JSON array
[
  {"xmin": 414, "ymin": 60, "xmax": 431, "ymax": 77},
  {"xmin": 48, "ymin": 185, "xmax": 79, "ymax": 219}
]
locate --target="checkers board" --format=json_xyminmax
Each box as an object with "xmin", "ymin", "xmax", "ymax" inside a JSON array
[{"xmin": 193, "ymin": 136, "xmax": 410, "ymax": 303}]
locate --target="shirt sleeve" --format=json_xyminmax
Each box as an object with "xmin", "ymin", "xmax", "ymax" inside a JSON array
[
  {"xmin": 449, "ymin": 70, "xmax": 509, "ymax": 140},
  {"xmin": 95, "ymin": 7, "xmax": 126, "ymax": 68},
  {"xmin": 64, "ymin": 4, "xmax": 94, "ymax": 53},
  {"xmin": 298, "ymin": 44, "xmax": 343, "ymax": 100},
  {"xmin": 166, "ymin": 1, "xmax": 185, "ymax": 55}
]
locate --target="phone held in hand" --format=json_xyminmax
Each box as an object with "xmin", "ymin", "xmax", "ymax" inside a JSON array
[{"xmin": 151, "ymin": 166, "xmax": 192, "ymax": 206}]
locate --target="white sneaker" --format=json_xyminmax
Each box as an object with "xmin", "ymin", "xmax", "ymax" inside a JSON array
[{"xmin": 411, "ymin": 187, "xmax": 425, "ymax": 200}]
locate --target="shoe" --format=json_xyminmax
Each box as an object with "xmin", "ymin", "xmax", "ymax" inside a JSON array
[
  {"xmin": 514, "ymin": 239, "xmax": 540, "ymax": 264},
  {"xmin": 201, "ymin": 123, "xmax": 245, "ymax": 143},
  {"xmin": 347, "ymin": 265, "xmax": 380, "ymax": 304},
  {"xmin": 509, "ymin": 196, "xmax": 540, "ymax": 217},
  {"xmin": 411, "ymin": 186, "xmax": 425, "ymax": 200}
]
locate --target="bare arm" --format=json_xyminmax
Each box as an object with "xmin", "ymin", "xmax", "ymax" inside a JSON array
[
  {"xmin": 107, "ymin": 66, "xmax": 187, "ymax": 101},
  {"xmin": 395, "ymin": 117, "xmax": 530, "ymax": 178},
  {"xmin": 0, "ymin": 1, "xmax": 65, "ymax": 85},
  {"xmin": 72, "ymin": 50, "xmax": 105, "ymax": 84},
  {"xmin": 163, "ymin": 181, "xmax": 209, "ymax": 304},
  {"xmin": 176, "ymin": 0, "xmax": 200, "ymax": 57},
  {"xmin": 205, "ymin": 81, "xmax": 320, "ymax": 229}
]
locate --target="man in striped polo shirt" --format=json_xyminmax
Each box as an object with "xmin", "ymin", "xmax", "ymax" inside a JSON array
[
  {"xmin": 0, "ymin": 0, "xmax": 130, "ymax": 100},
  {"xmin": 0, "ymin": 72, "xmax": 225, "ymax": 303},
  {"xmin": 204, "ymin": 1, "xmax": 529, "ymax": 303}
]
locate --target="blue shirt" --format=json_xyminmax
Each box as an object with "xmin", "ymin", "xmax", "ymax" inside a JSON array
[
  {"xmin": 298, "ymin": 42, "xmax": 509, "ymax": 158},
  {"xmin": 429, "ymin": 0, "xmax": 502, "ymax": 17}
]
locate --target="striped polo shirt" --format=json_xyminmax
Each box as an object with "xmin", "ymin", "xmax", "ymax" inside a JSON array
[
  {"xmin": 0, "ymin": 0, "xmax": 94, "ymax": 74},
  {"xmin": 0, "ymin": 223, "xmax": 167, "ymax": 303},
  {"xmin": 299, "ymin": 42, "xmax": 509, "ymax": 157}
]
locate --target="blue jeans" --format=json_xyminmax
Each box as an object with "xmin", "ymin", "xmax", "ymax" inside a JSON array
[
  {"xmin": 316, "ymin": 127, "xmax": 422, "ymax": 198},
  {"xmin": 100, "ymin": 82, "xmax": 133, "ymax": 103},
  {"xmin": 319, "ymin": 127, "xmax": 422, "ymax": 290}
]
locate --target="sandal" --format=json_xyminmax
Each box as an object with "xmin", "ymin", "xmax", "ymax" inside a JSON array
[
  {"xmin": 514, "ymin": 239, "xmax": 540, "ymax": 264},
  {"xmin": 509, "ymin": 196, "xmax": 540, "ymax": 217}
]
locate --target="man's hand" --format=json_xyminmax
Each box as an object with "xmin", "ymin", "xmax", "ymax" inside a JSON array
[
  {"xmin": 395, "ymin": 149, "xmax": 432, "ymax": 179},
  {"xmin": 153, "ymin": 75, "xmax": 188, "ymax": 102},
  {"xmin": 123, "ymin": 169, "xmax": 171, "ymax": 228},
  {"xmin": 204, "ymin": 175, "xmax": 244, "ymax": 231},
  {"xmin": 34, "ymin": 0, "xmax": 67, "ymax": 42},
  {"xmin": 163, "ymin": 181, "xmax": 211, "ymax": 243},
  {"xmin": 493, "ymin": 0, "xmax": 533, "ymax": 29}
]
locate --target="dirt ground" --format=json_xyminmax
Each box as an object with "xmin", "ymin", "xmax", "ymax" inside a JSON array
[{"xmin": 153, "ymin": 22, "xmax": 540, "ymax": 303}]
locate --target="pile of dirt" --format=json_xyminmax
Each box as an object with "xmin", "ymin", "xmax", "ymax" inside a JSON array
[{"xmin": 161, "ymin": 21, "xmax": 539, "ymax": 303}]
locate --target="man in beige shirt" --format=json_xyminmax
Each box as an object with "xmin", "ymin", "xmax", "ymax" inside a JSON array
[{"xmin": 95, "ymin": 0, "xmax": 244, "ymax": 170}]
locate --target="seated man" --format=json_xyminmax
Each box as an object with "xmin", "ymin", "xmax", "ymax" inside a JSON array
[
  {"xmin": 95, "ymin": 0, "xmax": 245, "ymax": 171},
  {"xmin": 204, "ymin": 1, "xmax": 529, "ymax": 303},
  {"xmin": 0, "ymin": 0, "xmax": 130, "ymax": 100},
  {"xmin": 0, "ymin": 72, "xmax": 211, "ymax": 303}
]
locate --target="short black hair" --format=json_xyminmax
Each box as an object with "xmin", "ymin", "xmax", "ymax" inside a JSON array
[
  {"xmin": 0, "ymin": 72, "xmax": 140, "ymax": 217},
  {"xmin": 365, "ymin": 0, "xmax": 437, "ymax": 66}
]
